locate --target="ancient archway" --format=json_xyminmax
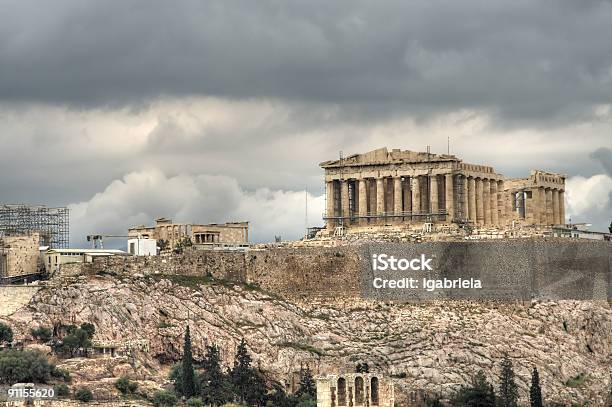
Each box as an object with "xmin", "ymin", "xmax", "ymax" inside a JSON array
[
  {"xmin": 370, "ymin": 377, "xmax": 379, "ymax": 406},
  {"xmin": 355, "ymin": 376, "xmax": 364, "ymax": 405},
  {"xmin": 338, "ymin": 377, "xmax": 347, "ymax": 406}
]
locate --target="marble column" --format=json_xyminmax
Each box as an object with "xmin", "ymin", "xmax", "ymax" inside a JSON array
[
  {"xmin": 538, "ymin": 187, "xmax": 547, "ymax": 224},
  {"xmin": 420, "ymin": 176, "xmax": 428, "ymax": 213},
  {"xmin": 326, "ymin": 181, "xmax": 335, "ymax": 227},
  {"xmin": 462, "ymin": 175, "xmax": 469, "ymax": 221},
  {"xmin": 445, "ymin": 173, "xmax": 454, "ymax": 222},
  {"xmin": 552, "ymin": 189, "xmax": 560, "ymax": 225},
  {"xmin": 430, "ymin": 175, "xmax": 439, "ymax": 214},
  {"xmin": 526, "ymin": 190, "xmax": 534, "ymax": 223},
  {"xmin": 559, "ymin": 190, "xmax": 565, "ymax": 225},
  {"xmin": 490, "ymin": 180, "xmax": 498, "ymax": 225},
  {"xmin": 545, "ymin": 188, "xmax": 553, "ymax": 225},
  {"xmin": 483, "ymin": 179, "xmax": 491, "ymax": 226},
  {"xmin": 468, "ymin": 177, "xmax": 477, "ymax": 222},
  {"xmin": 403, "ymin": 177, "xmax": 412, "ymax": 221},
  {"xmin": 369, "ymin": 179, "xmax": 377, "ymax": 222},
  {"xmin": 412, "ymin": 176, "xmax": 421, "ymax": 219},
  {"xmin": 497, "ymin": 180, "xmax": 505, "ymax": 224},
  {"xmin": 505, "ymin": 190, "xmax": 514, "ymax": 222},
  {"xmin": 394, "ymin": 177, "xmax": 403, "ymax": 217},
  {"xmin": 341, "ymin": 180, "xmax": 350, "ymax": 224},
  {"xmin": 476, "ymin": 178, "xmax": 484, "ymax": 225},
  {"xmin": 358, "ymin": 179, "xmax": 368, "ymax": 224},
  {"xmin": 376, "ymin": 178, "xmax": 385, "ymax": 216}
]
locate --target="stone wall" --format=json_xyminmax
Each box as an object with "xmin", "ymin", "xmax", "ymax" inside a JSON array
[
  {"xmin": 85, "ymin": 251, "xmax": 248, "ymax": 282},
  {"xmin": 0, "ymin": 286, "xmax": 40, "ymax": 317},
  {"xmin": 75, "ymin": 239, "xmax": 611, "ymax": 301},
  {"xmin": 0, "ymin": 234, "xmax": 40, "ymax": 278},
  {"xmin": 362, "ymin": 239, "xmax": 611, "ymax": 301},
  {"xmin": 246, "ymin": 247, "xmax": 363, "ymax": 298}
]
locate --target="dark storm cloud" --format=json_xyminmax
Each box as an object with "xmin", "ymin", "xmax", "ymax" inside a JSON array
[
  {"xmin": 591, "ymin": 147, "xmax": 612, "ymax": 176},
  {"xmin": 1, "ymin": 0, "xmax": 611, "ymax": 121}
]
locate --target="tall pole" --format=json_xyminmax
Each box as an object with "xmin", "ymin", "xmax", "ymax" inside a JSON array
[
  {"xmin": 339, "ymin": 151, "xmax": 344, "ymax": 227},
  {"xmin": 305, "ymin": 188, "xmax": 308, "ymax": 237},
  {"xmin": 427, "ymin": 145, "xmax": 431, "ymax": 216}
]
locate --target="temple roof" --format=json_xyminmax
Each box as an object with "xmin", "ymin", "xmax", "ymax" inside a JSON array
[{"xmin": 319, "ymin": 147, "xmax": 460, "ymax": 168}]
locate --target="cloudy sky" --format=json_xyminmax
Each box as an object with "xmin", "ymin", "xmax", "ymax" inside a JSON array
[{"xmin": 1, "ymin": 0, "xmax": 611, "ymax": 246}]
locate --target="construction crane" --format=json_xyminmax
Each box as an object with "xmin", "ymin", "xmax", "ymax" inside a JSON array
[{"xmin": 86, "ymin": 234, "xmax": 130, "ymax": 249}]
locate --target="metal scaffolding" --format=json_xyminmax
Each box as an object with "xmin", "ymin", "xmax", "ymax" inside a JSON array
[{"xmin": 0, "ymin": 204, "xmax": 69, "ymax": 248}]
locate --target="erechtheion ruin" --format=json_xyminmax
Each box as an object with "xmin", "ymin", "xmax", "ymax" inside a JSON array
[{"xmin": 321, "ymin": 148, "xmax": 565, "ymax": 230}]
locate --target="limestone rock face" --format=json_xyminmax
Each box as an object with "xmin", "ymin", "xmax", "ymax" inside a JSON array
[{"xmin": 4, "ymin": 274, "xmax": 611, "ymax": 406}]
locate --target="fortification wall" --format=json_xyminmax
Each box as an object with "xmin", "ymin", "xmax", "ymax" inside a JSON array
[
  {"xmin": 362, "ymin": 239, "xmax": 611, "ymax": 301},
  {"xmin": 246, "ymin": 247, "xmax": 363, "ymax": 298},
  {"xmin": 76, "ymin": 239, "xmax": 611, "ymax": 301},
  {"xmin": 0, "ymin": 286, "xmax": 40, "ymax": 317},
  {"xmin": 85, "ymin": 251, "xmax": 247, "ymax": 282}
]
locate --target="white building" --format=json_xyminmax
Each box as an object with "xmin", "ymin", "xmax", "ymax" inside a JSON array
[
  {"xmin": 552, "ymin": 225, "xmax": 612, "ymax": 241},
  {"xmin": 127, "ymin": 238, "xmax": 157, "ymax": 256}
]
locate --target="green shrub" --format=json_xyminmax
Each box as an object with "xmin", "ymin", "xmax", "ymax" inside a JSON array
[
  {"xmin": 565, "ymin": 373, "xmax": 587, "ymax": 388},
  {"xmin": 60, "ymin": 325, "xmax": 94, "ymax": 357},
  {"xmin": 75, "ymin": 388, "xmax": 93, "ymax": 402},
  {"xmin": 152, "ymin": 390, "xmax": 177, "ymax": 407},
  {"xmin": 0, "ymin": 349, "xmax": 53, "ymax": 384},
  {"xmin": 186, "ymin": 397, "xmax": 204, "ymax": 407},
  {"xmin": 54, "ymin": 384, "xmax": 70, "ymax": 398},
  {"xmin": 115, "ymin": 376, "xmax": 138, "ymax": 394},
  {"xmin": 79, "ymin": 323, "xmax": 95, "ymax": 338},
  {"xmin": 296, "ymin": 394, "xmax": 316, "ymax": 407},
  {"xmin": 31, "ymin": 326, "xmax": 53, "ymax": 342},
  {"xmin": 0, "ymin": 322, "xmax": 13, "ymax": 344},
  {"xmin": 51, "ymin": 367, "xmax": 71, "ymax": 382}
]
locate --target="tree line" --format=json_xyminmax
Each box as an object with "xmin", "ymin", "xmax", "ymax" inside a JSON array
[
  {"xmin": 153, "ymin": 326, "xmax": 316, "ymax": 407},
  {"xmin": 429, "ymin": 356, "xmax": 543, "ymax": 407}
]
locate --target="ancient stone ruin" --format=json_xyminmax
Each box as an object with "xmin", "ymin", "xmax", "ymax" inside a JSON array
[
  {"xmin": 321, "ymin": 147, "xmax": 566, "ymax": 231},
  {"xmin": 316, "ymin": 373, "xmax": 395, "ymax": 407}
]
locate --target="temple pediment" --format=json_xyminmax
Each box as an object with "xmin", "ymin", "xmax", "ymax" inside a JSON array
[{"xmin": 319, "ymin": 147, "xmax": 459, "ymax": 168}]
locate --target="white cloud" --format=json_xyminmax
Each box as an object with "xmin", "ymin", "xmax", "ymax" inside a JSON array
[
  {"xmin": 565, "ymin": 174, "xmax": 612, "ymax": 230},
  {"xmin": 68, "ymin": 169, "xmax": 325, "ymax": 248}
]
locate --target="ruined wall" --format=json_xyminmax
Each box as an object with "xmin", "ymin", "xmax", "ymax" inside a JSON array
[
  {"xmin": 0, "ymin": 234, "xmax": 40, "ymax": 278},
  {"xmin": 86, "ymin": 251, "xmax": 248, "ymax": 282},
  {"xmin": 246, "ymin": 247, "xmax": 363, "ymax": 298},
  {"xmin": 78, "ymin": 239, "xmax": 611, "ymax": 301},
  {"xmin": 362, "ymin": 239, "xmax": 611, "ymax": 301},
  {"xmin": 81, "ymin": 247, "xmax": 363, "ymax": 299}
]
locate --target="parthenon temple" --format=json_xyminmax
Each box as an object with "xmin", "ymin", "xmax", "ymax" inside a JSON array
[{"xmin": 320, "ymin": 148, "xmax": 566, "ymax": 230}]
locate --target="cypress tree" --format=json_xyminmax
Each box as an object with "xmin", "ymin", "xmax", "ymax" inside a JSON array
[
  {"xmin": 296, "ymin": 366, "xmax": 316, "ymax": 397},
  {"xmin": 529, "ymin": 367, "xmax": 543, "ymax": 407},
  {"xmin": 498, "ymin": 356, "xmax": 518, "ymax": 407},
  {"xmin": 182, "ymin": 325, "xmax": 196, "ymax": 398},
  {"xmin": 231, "ymin": 338, "xmax": 252, "ymax": 403},
  {"xmin": 201, "ymin": 344, "xmax": 230, "ymax": 407},
  {"xmin": 450, "ymin": 370, "xmax": 496, "ymax": 407}
]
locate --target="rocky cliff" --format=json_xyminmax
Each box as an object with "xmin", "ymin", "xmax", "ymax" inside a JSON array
[{"xmin": 3, "ymin": 273, "xmax": 611, "ymax": 405}]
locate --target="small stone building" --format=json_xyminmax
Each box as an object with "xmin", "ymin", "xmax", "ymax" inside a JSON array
[
  {"xmin": 0, "ymin": 233, "xmax": 42, "ymax": 279},
  {"xmin": 316, "ymin": 373, "xmax": 394, "ymax": 407},
  {"xmin": 44, "ymin": 248, "xmax": 128, "ymax": 274},
  {"xmin": 128, "ymin": 217, "xmax": 249, "ymax": 249}
]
